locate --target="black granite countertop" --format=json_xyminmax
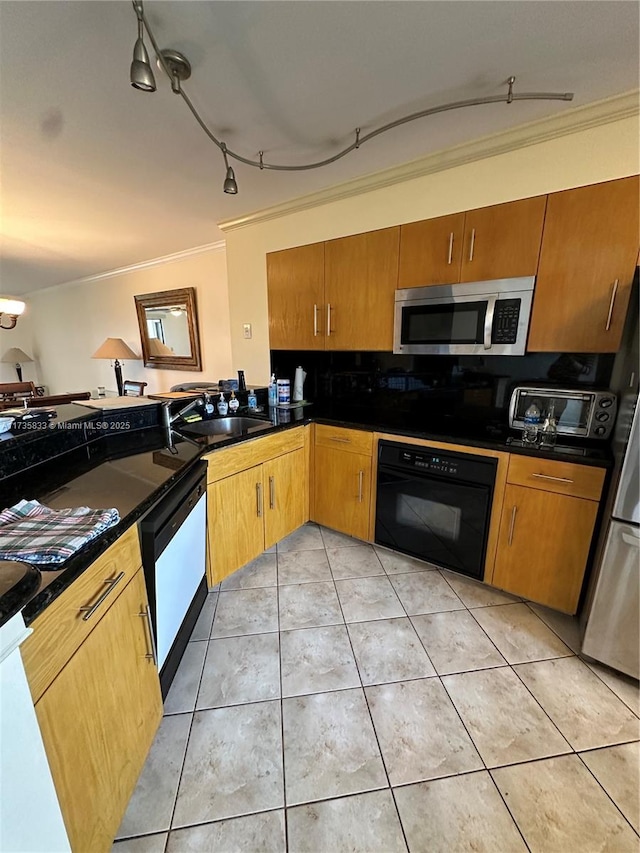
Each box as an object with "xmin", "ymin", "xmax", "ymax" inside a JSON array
[{"xmin": 0, "ymin": 401, "xmax": 612, "ymax": 628}]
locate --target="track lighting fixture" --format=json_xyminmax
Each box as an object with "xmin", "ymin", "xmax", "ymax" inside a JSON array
[
  {"xmin": 221, "ymin": 145, "xmax": 238, "ymax": 195},
  {"xmin": 130, "ymin": 1, "xmax": 155, "ymax": 91},
  {"xmin": 129, "ymin": 1, "xmax": 575, "ymax": 197}
]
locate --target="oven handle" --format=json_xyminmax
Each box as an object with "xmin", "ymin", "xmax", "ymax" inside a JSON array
[{"xmin": 484, "ymin": 295, "xmax": 497, "ymax": 350}]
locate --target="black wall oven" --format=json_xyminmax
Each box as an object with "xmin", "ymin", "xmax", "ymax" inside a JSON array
[{"xmin": 375, "ymin": 441, "xmax": 497, "ymax": 579}]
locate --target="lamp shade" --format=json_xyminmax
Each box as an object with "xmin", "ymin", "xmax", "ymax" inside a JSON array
[
  {"xmin": 92, "ymin": 338, "xmax": 140, "ymax": 360},
  {"xmin": 1, "ymin": 347, "xmax": 33, "ymax": 364},
  {"xmin": 148, "ymin": 337, "xmax": 174, "ymax": 356}
]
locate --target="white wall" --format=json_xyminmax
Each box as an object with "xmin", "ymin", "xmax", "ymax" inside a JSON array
[
  {"xmin": 8, "ymin": 246, "xmax": 234, "ymax": 395},
  {"xmin": 224, "ymin": 113, "xmax": 640, "ymax": 385}
]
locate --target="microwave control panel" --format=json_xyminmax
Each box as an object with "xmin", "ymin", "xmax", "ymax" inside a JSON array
[{"xmin": 492, "ymin": 299, "xmax": 521, "ymax": 344}]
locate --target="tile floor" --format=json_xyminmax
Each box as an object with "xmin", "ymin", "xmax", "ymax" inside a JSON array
[{"xmin": 114, "ymin": 523, "xmax": 640, "ymax": 852}]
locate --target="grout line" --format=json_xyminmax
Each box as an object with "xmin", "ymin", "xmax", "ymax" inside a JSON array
[
  {"xmin": 327, "ymin": 545, "xmax": 411, "ymax": 853},
  {"xmin": 576, "ymin": 748, "xmax": 640, "ymax": 839},
  {"xmin": 275, "ymin": 547, "xmax": 289, "ymax": 852}
]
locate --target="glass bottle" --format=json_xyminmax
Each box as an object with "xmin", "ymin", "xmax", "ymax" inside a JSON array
[{"xmin": 540, "ymin": 403, "xmax": 558, "ymax": 448}]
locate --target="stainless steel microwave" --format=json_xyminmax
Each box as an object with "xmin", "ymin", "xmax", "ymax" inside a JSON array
[
  {"xmin": 393, "ymin": 276, "xmax": 535, "ymax": 356},
  {"xmin": 509, "ymin": 386, "xmax": 617, "ymax": 439}
]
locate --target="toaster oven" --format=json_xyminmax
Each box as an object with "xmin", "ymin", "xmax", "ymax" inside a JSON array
[{"xmin": 509, "ymin": 387, "xmax": 617, "ymax": 440}]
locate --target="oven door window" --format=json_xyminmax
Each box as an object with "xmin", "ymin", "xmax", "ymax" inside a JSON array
[
  {"xmin": 375, "ymin": 469, "xmax": 492, "ymax": 578},
  {"xmin": 401, "ymin": 301, "xmax": 487, "ymax": 345},
  {"xmin": 515, "ymin": 393, "xmax": 591, "ymax": 432}
]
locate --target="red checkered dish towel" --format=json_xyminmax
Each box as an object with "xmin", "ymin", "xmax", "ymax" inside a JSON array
[{"xmin": 0, "ymin": 499, "xmax": 120, "ymax": 565}]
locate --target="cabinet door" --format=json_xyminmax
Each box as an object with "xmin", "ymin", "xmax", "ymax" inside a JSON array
[
  {"xmin": 34, "ymin": 569, "xmax": 162, "ymax": 853},
  {"xmin": 324, "ymin": 227, "xmax": 400, "ymax": 351},
  {"xmin": 492, "ymin": 484, "xmax": 598, "ymax": 614},
  {"xmin": 398, "ymin": 213, "xmax": 465, "ymax": 287},
  {"xmin": 267, "ymin": 243, "xmax": 325, "ymax": 350},
  {"xmin": 207, "ymin": 466, "xmax": 265, "ymax": 584},
  {"xmin": 263, "ymin": 448, "xmax": 306, "ymax": 549},
  {"xmin": 528, "ymin": 176, "xmax": 639, "ymax": 353},
  {"xmin": 313, "ymin": 446, "xmax": 372, "ymax": 540},
  {"xmin": 460, "ymin": 196, "xmax": 546, "ymax": 282}
]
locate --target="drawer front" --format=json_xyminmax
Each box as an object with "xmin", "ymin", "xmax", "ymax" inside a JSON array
[
  {"xmin": 315, "ymin": 424, "xmax": 373, "ymax": 456},
  {"xmin": 20, "ymin": 525, "xmax": 142, "ymax": 703},
  {"xmin": 507, "ymin": 455, "xmax": 606, "ymax": 501},
  {"xmin": 206, "ymin": 426, "xmax": 306, "ymax": 483}
]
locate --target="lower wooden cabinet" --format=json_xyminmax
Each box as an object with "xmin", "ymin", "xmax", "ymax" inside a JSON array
[
  {"xmin": 492, "ymin": 482, "xmax": 600, "ymax": 614},
  {"xmin": 208, "ymin": 446, "xmax": 306, "ymax": 583},
  {"xmin": 313, "ymin": 427, "xmax": 373, "ymax": 540},
  {"xmin": 32, "ymin": 567, "xmax": 162, "ymax": 853}
]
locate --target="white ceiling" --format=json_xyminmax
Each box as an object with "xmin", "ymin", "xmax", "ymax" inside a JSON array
[{"xmin": 0, "ymin": 1, "xmax": 638, "ymax": 295}]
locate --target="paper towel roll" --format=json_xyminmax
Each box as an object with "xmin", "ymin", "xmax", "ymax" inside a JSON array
[{"xmin": 293, "ymin": 366, "xmax": 306, "ymax": 402}]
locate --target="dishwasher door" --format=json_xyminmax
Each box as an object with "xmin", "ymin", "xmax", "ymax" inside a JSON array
[{"xmin": 140, "ymin": 461, "xmax": 208, "ymax": 697}]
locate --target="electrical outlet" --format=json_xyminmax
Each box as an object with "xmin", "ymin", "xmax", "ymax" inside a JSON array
[{"xmin": 243, "ymin": 323, "xmax": 252, "ymax": 339}]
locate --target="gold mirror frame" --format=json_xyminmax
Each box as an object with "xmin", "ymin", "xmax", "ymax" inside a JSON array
[{"xmin": 134, "ymin": 287, "xmax": 202, "ymax": 371}]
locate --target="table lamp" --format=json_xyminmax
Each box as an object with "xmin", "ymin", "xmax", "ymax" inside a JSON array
[
  {"xmin": 1, "ymin": 347, "xmax": 34, "ymax": 381},
  {"xmin": 91, "ymin": 338, "xmax": 140, "ymax": 396}
]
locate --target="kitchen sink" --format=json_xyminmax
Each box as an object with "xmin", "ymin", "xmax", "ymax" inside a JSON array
[{"xmin": 178, "ymin": 416, "xmax": 273, "ymax": 438}]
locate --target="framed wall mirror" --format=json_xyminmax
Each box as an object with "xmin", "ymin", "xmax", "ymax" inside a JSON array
[{"xmin": 134, "ymin": 288, "xmax": 202, "ymax": 371}]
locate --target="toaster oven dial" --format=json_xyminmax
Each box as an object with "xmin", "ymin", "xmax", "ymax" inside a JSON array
[
  {"xmin": 594, "ymin": 426, "xmax": 607, "ymax": 436},
  {"xmin": 599, "ymin": 398, "xmax": 614, "ymax": 408},
  {"xmin": 595, "ymin": 411, "xmax": 610, "ymax": 422}
]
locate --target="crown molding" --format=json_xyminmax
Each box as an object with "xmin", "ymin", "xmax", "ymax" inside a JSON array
[
  {"xmin": 26, "ymin": 240, "xmax": 226, "ymax": 296},
  {"xmin": 219, "ymin": 90, "xmax": 639, "ymax": 233}
]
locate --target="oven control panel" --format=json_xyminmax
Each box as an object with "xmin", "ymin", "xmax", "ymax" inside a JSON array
[
  {"xmin": 401, "ymin": 450, "xmax": 459, "ymax": 475},
  {"xmin": 491, "ymin": 299, "xmax": 521, "ymax": 344}
]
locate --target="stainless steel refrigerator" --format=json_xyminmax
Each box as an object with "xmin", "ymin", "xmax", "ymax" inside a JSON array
[{"xmin": 581, "ymin": 284, "xmax": 639, "ymax": 679}]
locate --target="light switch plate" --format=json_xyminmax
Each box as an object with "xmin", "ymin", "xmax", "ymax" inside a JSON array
[{"xmin": 243, "ymin": 323, "xmax": 252, "ymax": 339}]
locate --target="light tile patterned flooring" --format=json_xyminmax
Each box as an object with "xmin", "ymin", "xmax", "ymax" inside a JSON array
[{"xmin": 113, "ymin": 523, "xmax": 640, "ymax": 852}]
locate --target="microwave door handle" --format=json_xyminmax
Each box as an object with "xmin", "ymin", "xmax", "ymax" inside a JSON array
[{"xmin": 484, "ymin": 296, "xmax": 497, "ymax": 350}]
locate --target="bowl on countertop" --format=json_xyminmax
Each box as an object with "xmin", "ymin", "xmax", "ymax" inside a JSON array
[{"xmin": 0, "ymin": 416, "xmax": 14, "ymax": 434}]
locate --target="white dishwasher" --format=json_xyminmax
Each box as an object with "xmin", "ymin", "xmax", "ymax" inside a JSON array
[{"xmin": 140, "ymin": 461, "xmax": 207, "ymax": 698}]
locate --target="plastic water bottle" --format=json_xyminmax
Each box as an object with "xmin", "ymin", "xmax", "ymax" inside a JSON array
[{"xmin": 523, "ymin": 402, "xmax": 541, "ymax": 444}]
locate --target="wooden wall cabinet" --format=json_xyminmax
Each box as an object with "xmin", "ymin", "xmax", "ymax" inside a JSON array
[
  {"xmin": 267, "ymin": 243, "xmax": 325, "ymax": 350},
  {"xmin": 324, "ymin": 227, "xmax": 400, "ymax": 351},
  {"xmin": 206, "ymin": 427, "xmax": 309, "ymax": 584},
  {"xmin": 266, "ymin": 228, "xmax": 399, "ymax": 351},
  {"xmin": 491, "ymin": 456, "xmax": 605, "ymax": 614},
  {"xmin": 398, "ymin": 197, "xmax": 546, "ymax": 289},
  {"xmin": 21, "ymin": 530, "xmax": 162, "ymax": 853},
  {"xmin": 528, "ymin": 176, "xmax": 640, "ymax": 353},
  {"xmin": 312, "ymin": 425, "xmax": 373, "ymax": 540}
]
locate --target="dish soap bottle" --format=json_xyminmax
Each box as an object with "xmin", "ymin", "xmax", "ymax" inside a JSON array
[
  {"xmin": 217, "ymin": 393, "xmax": 228, "ymax": 416},
  {"xmin": 522, "ymin": 402, "xmax": 541, "ymax": 444},
  {"xmin": 228, "ymin": 390, "xmax": 239, "ymax": 413},
  {"xmin": 268, "ymin": 374, "xmax": 277, "ymax": 408}
]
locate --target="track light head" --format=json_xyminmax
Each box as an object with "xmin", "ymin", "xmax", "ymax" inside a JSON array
[
  {"xmin": 130, "ymin": 12, "xmax": 156, "ymax": 92},
  {"xmin": 223, "ymin": 165, "xmax": 238, "ymax": 195}
]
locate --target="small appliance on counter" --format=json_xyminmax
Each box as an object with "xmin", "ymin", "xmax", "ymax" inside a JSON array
[{"xmin": 508, "ymin": 386, "xmax": 617, "ymax": 440}]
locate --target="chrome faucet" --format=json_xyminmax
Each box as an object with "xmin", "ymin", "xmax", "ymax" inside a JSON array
[{"xmin": 160, "ymin": 394, "xmax": 204, "ymax": 430}]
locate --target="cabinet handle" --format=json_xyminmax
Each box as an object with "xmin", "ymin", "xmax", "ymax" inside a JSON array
[
  {"xmin": 313, "ymin": 304, "xmax": 319, "ymax": 336},
  {"xmin": 269, "ymin": 475, "xmax": 275, "ymax": 510},
  {"xmin": 531, "ymin": 473, "xmax": 574, "ymax": 484},
  {"xmin": 468, "ymin": 227, "xmax": 476, "ymax": 262},
  {"xmin": 327, "ymin": 303, "xmax": 332, "ymax": 336},
  {"xmin": 357, "ymin": 470, "xmax": 364, "ymax": 503},
  {"xmin": 256, "ymin": 482, "xmax": 263, "ymax": 517},
  {"xmin": 329, "ymin": 436, "xmax": 351, "ymax": 443},
  {"xmin": 508, "ymin": 506, "xmax": 517, "ymax": 546},
  {"xmin": 139, "ymin": 604, "xmax": 157, "ymax": 665},
  {"xmin": 79, "ymin": 571, "xmax": 125, "ymax": 621},
  {"xmin": 447, "ymin": 232, "xmax": 454, "ymax": 265},
  {"xmin": 605, "ymin": 279, "xmax": 619, "ymax": 331}
]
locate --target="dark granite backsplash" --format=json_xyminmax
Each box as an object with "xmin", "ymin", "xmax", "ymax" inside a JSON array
[{"xmin": 271, "ymin": 350, "xmax": 615, "ymax": 429}]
